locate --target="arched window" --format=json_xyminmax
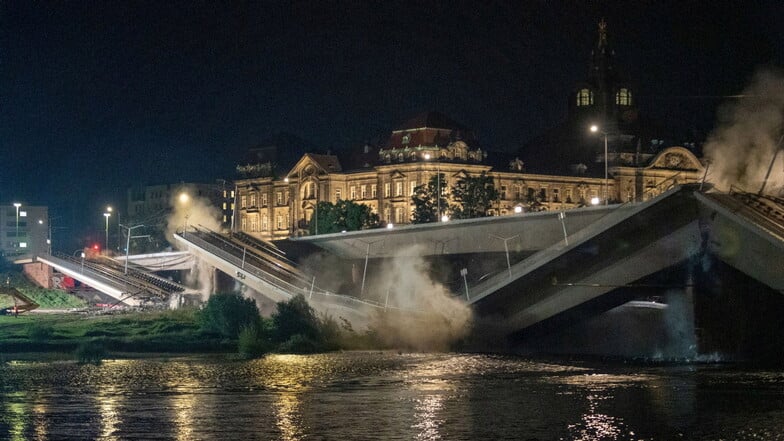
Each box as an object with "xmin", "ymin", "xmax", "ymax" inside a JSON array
[
  {"xmin": 616, "ymin": 88, "xmax": 632, "ymax": 106},
  {"xmin": 576, "ymin": 88, "xmax": 593, "ymax": 106}
]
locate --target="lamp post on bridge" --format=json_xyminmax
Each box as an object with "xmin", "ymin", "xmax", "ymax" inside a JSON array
[
  {"xmin": 590, "ymin": 124, "xmax": 609, "ymax": 205},
  {"xmin": 123, "ymin": 224, "xmax": 146, "ymax": 275}
]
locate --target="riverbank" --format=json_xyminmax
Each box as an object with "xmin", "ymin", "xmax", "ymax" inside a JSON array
[{"xmin": 0, "ymin": 308, "xmax": 233, "ymax": 360}]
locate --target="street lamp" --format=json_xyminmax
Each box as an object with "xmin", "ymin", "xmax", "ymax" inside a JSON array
[
  {"xmin": 423, "ymin": 153, "xmax": 443, "ymax": 221},
  {"xmin": 590, "ymin": 124, "xmax": 609, "ymax": 205},
  {"xmin": 103, "ymin": 212, "xmax": 111, "ymax": 252},
  {"xmin": 13, "ymin": 202, "xmax": 21, "ymax": 239},
  {"xmin": 123, "ymin": 224, "xmax": 145, "ymax": 274},
  {"xmin": 178, "ymin": 192, "xmax": 190, "ymax": 233}
]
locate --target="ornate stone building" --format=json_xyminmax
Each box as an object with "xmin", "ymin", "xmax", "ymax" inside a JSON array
[{"xmin": 234, "ymin": 22, "xmax": 705, "ymax": 241}]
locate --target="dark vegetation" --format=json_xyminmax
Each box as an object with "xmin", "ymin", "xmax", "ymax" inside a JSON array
[
  {"xmin": 0, "ymin": 270, "xmax": 87, "ymax": 309},
  {"xmin": 0, "ymin": 292, "xmax": 387, "ymax": 362}
]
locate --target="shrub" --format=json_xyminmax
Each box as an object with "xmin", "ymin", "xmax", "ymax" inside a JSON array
[
  {"xmin": 27, "ymin": 323, "xmax": 55, "ymax": 342},
  {"xmin": 75, "ymin": 340, "xmax": 106, "ymax": 365},
  {"xmin": 272, "ymin": 294, "xmax": 321, "ymax": 343},
  {"xmin": 277, "ymin": 333, "xmax": 320, "ymax": 354},
  {"xmin": 237, "ymin": 325, "xmax": 268, "ymax": 359},
  {"xmin": 199, "ymin": 293, "xmax": 261, "ymax": 338}
]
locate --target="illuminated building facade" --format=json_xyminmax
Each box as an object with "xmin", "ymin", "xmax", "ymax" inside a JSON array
[
  {"xmin": 234, "ymin": 22, "xmax": 705, "ymax": 241},
  {"xmin": 0, "ymin": 204, "xmax": 49, "ymax": 264}
]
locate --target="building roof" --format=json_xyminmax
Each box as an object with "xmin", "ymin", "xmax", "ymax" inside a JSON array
[
  {"xmin": 394, "ymin": 111, "xmax": 469, "ymax": 132},
  {"xmin": 306, "ymin": 153, "xmax": 342, "ymax": 173}
]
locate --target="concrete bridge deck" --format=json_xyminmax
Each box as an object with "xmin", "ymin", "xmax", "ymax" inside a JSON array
[{"xmin": 168, "ymin": 185, "xmax": 784, "ymax": 345}]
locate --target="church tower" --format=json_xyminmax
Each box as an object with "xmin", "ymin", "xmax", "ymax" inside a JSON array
[{"xmin": 570, "ymin": 19, "xmax": 638, "ymax": 139}]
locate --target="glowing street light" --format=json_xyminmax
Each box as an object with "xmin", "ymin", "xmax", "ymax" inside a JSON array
[
  {"xmin": 590, "ymin": 124, "xmax": 609, "ymax": 205},
  {"xmin": 103, "ymin": 212, "xmax": 111, "ymax": 252},
  {"xmin": 178, "ymin": 192, "xmax": 190, "ymax": 233},
  {"xmin": 423, "ymin": 152, "xmax": 443, "ymax": 221},
  {"xmin": 13, "ymin": 202, "xmax": 21, "ymax": 239}
]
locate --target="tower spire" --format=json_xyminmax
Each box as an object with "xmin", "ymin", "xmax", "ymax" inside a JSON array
[{"xmin": 597, "ymin": 19, "xmax": 608, "ymax": 50}]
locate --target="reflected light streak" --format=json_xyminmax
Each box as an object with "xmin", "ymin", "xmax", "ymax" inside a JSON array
[
  {"xmin": 5, "ymin": 392, "xmax": 29, "ymax": 441},
  {"xmin": 413, "ymin": 394, "xmax": 445, "ymax": 441},
  {"xmin": 97, "ymin": 386, "xmax": 122, "ymax": 441},
  {"xmin": 266, "ymin": 355, "xmax": 315, "ymax": 441},
  {"xmin": 32, "ymin": 402, "xmax": 50, "ymax": 440}
]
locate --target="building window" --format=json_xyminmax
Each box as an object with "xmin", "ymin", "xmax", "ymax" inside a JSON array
[
  {"xmin": 250, "ymin": 193, "xmax": 257, "ymax": 207},
  {"xmin": 565, "ymin": 188, "xmax": 573, "ymax": 203},
  {"xmin": 371, "ymin": 184, "xmax": 377, "ymax": 198},
  {"xmin": 276, "ymin": 215, "xmax": 282, "ymax": 230},
  {"xmin": 539, "ymin": 188, "xmax": 548, "ymax": 202},
  {"xmin": 396, "ymin": 207, "xmax": 404, "ymax": 224},
  {"xmin": 395, "ymin": 181, "xmax": 403, "ymax": 197},
  {"xmin": 276, "ymin": 192, "xmax": 282, "ymax": 205},
  {"xmin": 552, "ymin": 188, "xmax": 560, "ymax": 203},
  {"xmin": 384, "ymin": 208, "xmax": 390, "ymax": 222},
  {"xmin": 361, "ymin": 185, "xmax": 367, "ymax": 199},
  {"xmin": 336, "ymin": 188, "xmax": 342, "ymax": 200},
  {"xmin": 261, "ymin": 193, "xmax": 268, "ymax": 207},
  {"xmin": 384, "ymin": 183, "xmax": 391, "ymax": 198},
  {"xmin": 577, "ymin": 88, "xmax": 593, "ymax": 106},
  {"xmin": 240, "ymin": 195, "xmax": 247, "ymax": 209},
  {"xmin": 350, "ymin": 186, "xmax": 357, "ymax": 200},
  {"xmin": 500, "ymin": 186, "xmax": 507, "ymax": 200},
  {"xmin": 250, "ymin": 216, "xmax": 258, "ymax": 231},
  {"xmin": 616, "ymin": 88, "xmax": 632, "ymax": 106},
  {"xmin": 261, "ymin": 215, "xmax": 268, "ymax": 231},
  {"xmin": 410, "ymin": 181, "xmax": 417, "ymax": 196}
]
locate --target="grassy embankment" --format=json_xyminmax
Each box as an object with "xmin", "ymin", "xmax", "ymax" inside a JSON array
[
  {"xmin": 0, "ymin": 270, "xmax": 87, "ymax": 309},
  {"xmin": 0, "ymin": 308, "xmax": 233, "ymax": 359}
]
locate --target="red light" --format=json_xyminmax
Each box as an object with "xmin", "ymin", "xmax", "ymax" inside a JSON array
[{"xmin": 93, "ymin": 244, "xmax": 100, "ymax": 250}]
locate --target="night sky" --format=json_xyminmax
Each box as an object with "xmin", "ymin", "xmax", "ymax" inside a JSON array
[{"xmin": 1, "ymin": 1, "xmax": 782, "ymax": 248}]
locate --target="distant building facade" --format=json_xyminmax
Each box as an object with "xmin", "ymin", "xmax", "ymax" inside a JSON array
[
  {"xmin": 126, "ymin": 181, "xmax": 234, "ymax": 230},
  {"xmin": 234, "ymin": 112, "xmax": 703, "ymax": 241},
  {"xmin": 0, "ymin": 204, "xmax": 49, "ymax": 264},
  {"xmin": 233, "ymin": 21, "xmax": 705, "ymax": 241}
]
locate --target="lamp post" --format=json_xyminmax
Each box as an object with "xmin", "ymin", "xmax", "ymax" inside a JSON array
[
  {"xmin": 424, "ymin": 153, "xmax": 442, "ymax": 221},
  {"xmin": 103, "ymin": 212, "xmax": 111, "ymax": 251},
  {"xmin": 178, "ymin": 192, "xmax": 190, "ymax": 233},
  {"xmin": 13, "ymin": 202, "xmax": 21, "ymax": 239},
  {"xmin": 123, "ymin": 224, "xmax": 145, "ymax": 274},
  {"xmin": 590, "ymin": 125, "xmax": 609, "ymax": 205}
]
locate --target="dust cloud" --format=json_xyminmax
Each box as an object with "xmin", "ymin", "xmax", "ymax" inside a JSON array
[
  {"xmin": 167, "ymin": 186, "xmax": 223, "ymax": 297},
  {"xmin": 364, "ymin": 245, "xmax": 473, "ymax": 351},
  {"xmin": 165, "ymin": 186, "xmax": 223, "ymax": 241},
  {"xmin": 704, "ymin": 68, "xmax": 784, "ymax": 194}
]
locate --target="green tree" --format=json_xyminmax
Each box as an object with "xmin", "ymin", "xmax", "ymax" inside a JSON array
[
  {"xmin": 309, "ymin": 200, "xmax": 380, "ymax": 235},
  {"xmin": 411, "ymin": 173, "xmax": 448, "ymax": 223},
  {"xmin": 272, "ymin": 294, "xmax": 321, "ymax": 343},
  {"xmin": 450, "ymin": 172, "xmax": 499, "ymax": 219},
  {"xmin": 199, "ymin": 293, "xmax": 261, "ymax": 338}
]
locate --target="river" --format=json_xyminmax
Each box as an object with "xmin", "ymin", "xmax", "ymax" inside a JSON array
[{"xmin": 1, "ymin": 352, "xmax": 783, "ymax": 440}]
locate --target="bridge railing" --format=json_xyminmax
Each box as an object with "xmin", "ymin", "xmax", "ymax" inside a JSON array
[{"xmin": 179, "ymin": 231, "xmax": 399, "ymax": 311}]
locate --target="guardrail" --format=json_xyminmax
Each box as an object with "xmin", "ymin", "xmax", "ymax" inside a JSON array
[{"xmin": 180, "ymin": 231, "xmax": 403, "ymax": 311}]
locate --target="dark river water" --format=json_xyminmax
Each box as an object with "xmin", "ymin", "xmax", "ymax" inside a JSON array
[{"xmin": 1, "ymin": 352, "xmax": 784, "ymax": 440}]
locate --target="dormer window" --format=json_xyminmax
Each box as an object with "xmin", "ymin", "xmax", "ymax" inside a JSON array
[
  {"xmin": 402, "ymin": 134, "xmax": 410, "ymax": 145},
  {"xmin": 577, "ymin": 88, "xmax": 593, "ymax": 106},
  {"xmin": 616, "ymin": 88, "xmax": 632, "ymax": 106}
]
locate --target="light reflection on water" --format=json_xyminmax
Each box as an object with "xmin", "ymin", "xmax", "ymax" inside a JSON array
[{"xmin": 1, "ymin": 353, "xmax": 784, "ymax": 440}]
